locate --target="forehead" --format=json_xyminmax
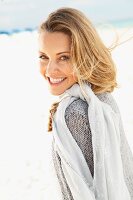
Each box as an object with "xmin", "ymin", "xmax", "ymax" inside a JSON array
[{"xmin": 39, "ymin": 31, "xmax": 71, "ymax": 53}]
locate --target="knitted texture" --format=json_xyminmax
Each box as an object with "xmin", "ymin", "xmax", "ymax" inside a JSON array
[{"xmin": 52, "ymin": 92, "xmax": 133, "ymax": 200}]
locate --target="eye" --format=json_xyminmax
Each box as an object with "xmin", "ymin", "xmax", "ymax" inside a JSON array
[
  {"xmin": 39, "ymin": 55, "xmax": 49, "ymax": 60},
  {"xmin": 60, "ymin": 55, "xmax": 70, "ymax": 61}
]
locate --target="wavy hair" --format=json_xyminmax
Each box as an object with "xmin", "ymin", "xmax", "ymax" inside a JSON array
[{"xmin": 38, "ymin": 7, "xmax": 118, "ymax": 131}]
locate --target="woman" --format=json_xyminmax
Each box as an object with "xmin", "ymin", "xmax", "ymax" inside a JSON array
[{"xmin": 38, "ymin": 7, "xmax": 133, "ymax": 200}]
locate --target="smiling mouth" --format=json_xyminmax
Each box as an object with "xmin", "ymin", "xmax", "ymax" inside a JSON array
[{"xmin": 48, "ymin": 77, "xmax": 66, "ymax": 85}]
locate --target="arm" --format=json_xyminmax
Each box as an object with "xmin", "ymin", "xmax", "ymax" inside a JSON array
[
  {"xmin": 52, "ymin": 140, "xmax": 74, "ymax": 200},
  {"xmin": 65, "ymin": 98, "xmax": 94, "ymax": 178},
  {"xmin": 51, "ymin": 98, "xmax": 94, "ymax": 200}
]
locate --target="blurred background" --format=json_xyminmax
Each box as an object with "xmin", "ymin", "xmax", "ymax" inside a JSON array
[
  {"xmin": 0, "ymin": 0, "xmax": 133, "ymax": 199},
  {"xmin": 0, "ymin": 0, "xmax": 133, "ymax": 31}
]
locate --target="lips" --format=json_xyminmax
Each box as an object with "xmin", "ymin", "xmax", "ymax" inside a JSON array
[{"xmin": 48, "ymin": 77, "xmax": 67, "ymax": 85}]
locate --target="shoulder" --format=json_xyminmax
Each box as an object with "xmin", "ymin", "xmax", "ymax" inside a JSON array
[
  {"xmin": 65, "ymin": 98, "xmax": 88, "ymax": 117},
  {"xmin": 96, "ymin": 92, "xmax": 120, "ymax": 113},
  {"xmin": 65, "ymin": 91, "xmax": 119, "ymax": 115}
]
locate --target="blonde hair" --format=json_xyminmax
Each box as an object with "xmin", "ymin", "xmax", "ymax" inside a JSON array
[{"xmin": 38, "ymin": 7, "xmax": 118, "ymax": 132}]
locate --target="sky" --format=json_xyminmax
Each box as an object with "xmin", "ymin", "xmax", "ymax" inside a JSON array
[{"xmin": 0, "ymin": 0, "xmax": 133, "ymax": 31}]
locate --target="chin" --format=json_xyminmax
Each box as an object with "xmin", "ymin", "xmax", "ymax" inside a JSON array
[
  {"xmin": 49, "ymin": 84, "xmax": 76, "ymax": 96},
  {"xmin": 50, "ymin": 90, "xmax": 65, "ymax": 96}
]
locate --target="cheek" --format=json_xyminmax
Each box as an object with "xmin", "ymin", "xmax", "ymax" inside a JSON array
[
  {"xmin": 67, "ymin": 67, "xmax": 78, "ymax": 81},
  {"xmin": 66, "ymin": 64, "xmax": 74, "ymax": 75},
  {"xmin": 68, "ymin": 73, "xmax": 78, "ymax": 83},
  {"xmin": 40, "ymin": 64, "xmax": 46, "ymax": 76}
]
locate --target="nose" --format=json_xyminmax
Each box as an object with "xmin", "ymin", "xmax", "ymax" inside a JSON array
[{"xmin": 45, "ymin": 60, "xmax": 59, "ymax": 77}]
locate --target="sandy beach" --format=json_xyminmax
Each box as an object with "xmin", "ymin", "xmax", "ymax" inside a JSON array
[{"xmin": 0, "ymin": 26, "xmax": 133, "ymax": 199}]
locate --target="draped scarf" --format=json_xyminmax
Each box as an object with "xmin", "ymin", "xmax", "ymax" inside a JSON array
[{"xmin": 52, "ymin": 82, "xmax": 131, "ymax": 200}]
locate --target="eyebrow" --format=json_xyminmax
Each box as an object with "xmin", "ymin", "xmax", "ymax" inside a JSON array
[
  {"xmin": 39, "ymin": 51, "xmax": 70, "ymax": 55},
  {"xmin": 57, "ymin": 51, "xmax": 70, "ymax": 55}
]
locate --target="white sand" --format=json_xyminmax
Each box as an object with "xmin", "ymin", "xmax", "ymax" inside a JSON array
[{"xmin": 0, "ymin": 27, "xmax": 133, "ymax": 199}]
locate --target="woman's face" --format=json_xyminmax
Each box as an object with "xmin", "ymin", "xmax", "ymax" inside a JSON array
[{"xmin": 38, "ymin": 31, "xmax": 78, "ymax": 95}]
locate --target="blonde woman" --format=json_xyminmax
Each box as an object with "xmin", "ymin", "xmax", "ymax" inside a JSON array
[{"xmin": 38, "ymin": 7, "xmax": 133, "ymax": 200}]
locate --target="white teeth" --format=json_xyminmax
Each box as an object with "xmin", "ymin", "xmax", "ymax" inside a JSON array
[{"xmin": 49, "ymin": 77, "xmax": 65, "ymax": 83}]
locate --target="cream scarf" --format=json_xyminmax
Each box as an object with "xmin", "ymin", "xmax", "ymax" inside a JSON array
[{"xmin": 52, "ymin": 82, "xmax": 131, "ymax": 200}]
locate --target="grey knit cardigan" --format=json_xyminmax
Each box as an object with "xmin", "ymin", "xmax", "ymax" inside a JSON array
[{"xmin": 52, "ymin": 92, "xmax": 133, "ymax": 200}]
